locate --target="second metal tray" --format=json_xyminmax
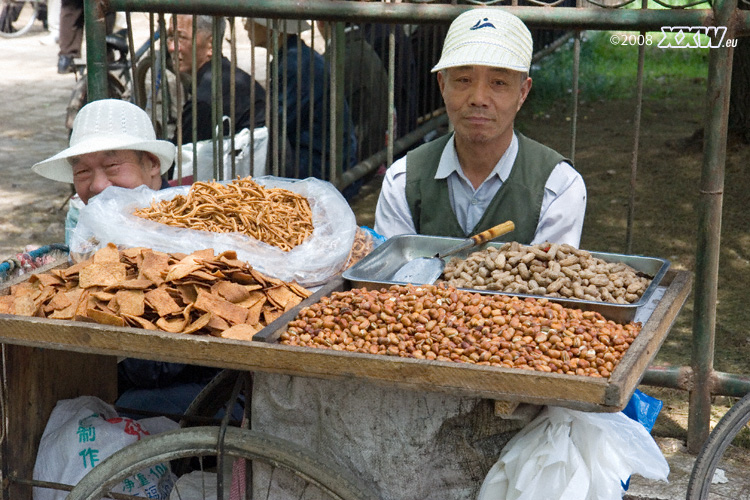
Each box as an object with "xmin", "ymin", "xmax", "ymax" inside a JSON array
[{"xmin": 343, "ymin": 235, "xmax": 670, "ymax": 323}]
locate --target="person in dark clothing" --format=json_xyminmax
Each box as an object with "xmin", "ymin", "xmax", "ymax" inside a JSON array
[
  {"xmin": 167, "ymin": 15, "xmax": 266, "ymax": 146},
  {"xmin": 244, "ymin": 18, "xmax": 359, "ymax": 197}
]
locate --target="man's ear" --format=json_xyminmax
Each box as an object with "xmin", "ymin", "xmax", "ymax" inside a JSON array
[
  {"xmin": 437, "ymin": 70, "xmax": 445, "ymax": 96},
  {"xmin": 518, "ymin": 76, "xmax": 532, "ymax": 110},
  {"xmin": 145, "ymin": 152, "xmax": 161, "ymax": 175}
]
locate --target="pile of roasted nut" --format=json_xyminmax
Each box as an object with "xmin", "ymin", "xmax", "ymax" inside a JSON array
[
  {"xmin": 280, "ymin": 284, "xmax": 642, "ymax": 378},
  {"xmin": 441, "ymin": 242, "xmax": 651, "ymax": 304}
]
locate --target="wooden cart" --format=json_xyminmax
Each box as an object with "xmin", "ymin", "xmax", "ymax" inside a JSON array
[{"xmin": 0, "ymin": 268, "xmax": 692, "ymax": 499}]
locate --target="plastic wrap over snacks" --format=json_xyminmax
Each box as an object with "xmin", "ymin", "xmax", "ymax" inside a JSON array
[{"xmin": 69, "ymin": 177, "xmax": 357, "ymax": 286}]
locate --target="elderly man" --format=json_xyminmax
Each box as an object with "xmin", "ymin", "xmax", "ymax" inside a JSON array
[
  {"xmin": 374, "ymin": 8, "xmax": 586, "ymax": 247},
  {"xmin": 33, "ymin": 98, "xmax": 223, "ymax": 418},
  {"xmin": 168, "ymin": 15, "xmax": 266, "ymax": 147},
  {"xmin": 32, "ymin": 99, "xmax": 174, "ymax": 206}
]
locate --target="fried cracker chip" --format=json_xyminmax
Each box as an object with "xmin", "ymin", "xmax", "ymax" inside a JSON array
[
  {"xmin": 145, "ymin": 287, "xmax": 183, "ymax": 317},
  {"xmin": 165, "ymin": 255, "xmax": 203, "ymax": 282},
  {"xmin": 266, "ymin": 286, "xmax": 298, "ymax": 310},
  {"xmin": 193, "ymin": 289, "xmax": 248, "ymax": 325},
  {"xmin": 46, "ymin": 292, "xmax": 72, "ymax": 311},
  {"xmin": 11, "ymin": 295, "xmax": 38, "ymax": 316},
  {"xmin": 206, "ymin": 314, "xmax": 230, "ymax": 332},
  {"xmin": 215, "ymin": 323, "xmax": 258, "ymax": 341},
  {"xmin": 244, "ymin": 296, "xmax": 266, "ymax": 325},
  {"xmin": 30, "ymin": 273, "xmax": 64, "ymax": 288},
  {"xmin": 115, "ymin": 290, "xmax": 145, "ymax": 317},
  {"xmin": 111, "ymin": 279, "xmax": 154, "ymax": 290},
  {"xmin": 0, "ymin": 296, "xmax": 14, "ymax": 314},
  {"xmin": 87, "ymin": 307, "xmax": 127, "ymax": 327},
  {"xmin": 182, "ymin": 312, "xmax": 212, "ymax": 334},
  {"xmin": 78, "ymin": 262, "xmax": 127, "ymax": 289},
  {"xmin": 139, "ymin": 250, "xmax": 170, "ymax": 285},
  {"xmin": 122, "ymin": 314, "xmax": 158, "ymax": 330},
  {"xmin": 92, "ymin": 243, "xmax": 121, "ymax": 263},
  {"xmin": 262, "ymin": 306, "xmax": 283, "ymax": 325},
  {"xmin": 211, "ymin": 281, "xmax": 251, "ymax": 303},
  {"xmin": 156, "ymin": 316, "xmax": 188, "ymax": 333}
]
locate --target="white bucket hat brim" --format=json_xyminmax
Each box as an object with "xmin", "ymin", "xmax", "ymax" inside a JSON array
[
  {"xmin": 32, "ymin": 99, "xmax": 175, "ymax": 184},
  {"xmin": 431, "ymin": 8, "xmax": 533, "ymax": 74}
]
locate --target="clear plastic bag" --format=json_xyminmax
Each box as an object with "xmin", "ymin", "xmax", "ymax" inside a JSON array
[
  {"xmin": 69, "ymin": 176, "xmax": 357, "ymax": 286},
  {"xmin": 477, "ymin": 406, "xmax": 669, "ymax": 500}
]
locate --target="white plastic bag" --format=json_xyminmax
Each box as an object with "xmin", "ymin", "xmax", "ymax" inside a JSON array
[
  {"xmin": 477, "ymin": 406, "xmax": 669, "ymax": 500},
  {"xmin": 69, "ymin": 176, "xmax": 356, "ymax": 286},
  {"xmin": 33, "ymin": 396, "xmax": 178, "ymax": 500},
  {"xmin": 177, "ymin": 126, "xmax": 269, "ymax": 181}
]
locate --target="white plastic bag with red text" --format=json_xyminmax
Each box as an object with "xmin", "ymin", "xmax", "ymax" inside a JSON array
[
  {"xmin": 33, "ymin": 396, "xmax": 177, "ymax": 500},
  {"xmin": 477, "ymin": 406, "xmax": 669, "ymax": 500}
]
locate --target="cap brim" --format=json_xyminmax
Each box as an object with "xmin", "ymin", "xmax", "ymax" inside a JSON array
[
  {"xmin": 431, "ymin": 43, "xmax": 530, "ymax": 73},
  {"xmin": 32, "ymin": 133, "xmax": 175, "ymax": 183}
]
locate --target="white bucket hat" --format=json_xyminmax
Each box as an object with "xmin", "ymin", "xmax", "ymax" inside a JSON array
[
  {"xmin": 432, "ymin": 8, "xmax": 533, "ymax": 73},
  {"xmin": 251, "ymin": 18, "xmax": 311, "ymax": 35},
  {"xmin": 32, "ymin": 99, "xmax": 175, "ymax": 184}
]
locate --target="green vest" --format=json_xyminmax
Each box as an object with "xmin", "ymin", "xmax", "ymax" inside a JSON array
[{"xmin": 405, "ymin": 132, "xmax": 567, "ymax": 244}]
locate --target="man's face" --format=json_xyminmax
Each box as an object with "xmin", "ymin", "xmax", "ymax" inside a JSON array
[
  {"xmin": 167, "ymin": 15, "xmax": 213, "ymax": 75},
  {"xmin": 438, "ymin": 65, "xmax": 532, "ymax": 148},
  {"xmin": 70, "ymin": 150, "xmax": 160, "ymax": 204}
]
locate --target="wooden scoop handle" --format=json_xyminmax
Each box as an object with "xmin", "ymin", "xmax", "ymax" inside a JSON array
[{"xmin": 470, "ymin": 220, "xmax": 515, "ymax": 246}]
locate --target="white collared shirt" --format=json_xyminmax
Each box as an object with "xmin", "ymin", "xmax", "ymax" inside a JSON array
[{"xmin": 374, "ymin": 133, "xmax": 587, "ymax": 247}]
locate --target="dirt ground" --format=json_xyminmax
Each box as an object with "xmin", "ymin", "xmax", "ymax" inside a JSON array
[{"xmin": 3, "ymin": 22, "xmax": 749, "ymax": 446}]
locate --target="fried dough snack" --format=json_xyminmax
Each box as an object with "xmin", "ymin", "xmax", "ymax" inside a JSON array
[
  {"xmin": 0, "ymin": 244, "xmax": 312, "ymax": 341},
  {"xmin": 133, "ymin": 177, "xmax": 314, "ymax": 252}
]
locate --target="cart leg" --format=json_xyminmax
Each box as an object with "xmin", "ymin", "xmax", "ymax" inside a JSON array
[{"xmin": 1, "ymin": 346, "xmax": 117, "ymax": 500}]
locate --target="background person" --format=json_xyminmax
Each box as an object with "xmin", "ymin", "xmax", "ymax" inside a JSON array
[
  {"xmin": 374, "ymin": 8, "xmax": 587, "ymax": 247},
  {"xmin": 244, "ymin": 17, "xmax": 360, "ymax": 197},
  {"xmin": 167, "ymin": 14, "xmax": 266, "ymax": 147}
]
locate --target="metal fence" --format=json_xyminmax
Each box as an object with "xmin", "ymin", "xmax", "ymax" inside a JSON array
[{"xmin": 83, "ymin": 0, "xmax": 750, "ymax": 453}]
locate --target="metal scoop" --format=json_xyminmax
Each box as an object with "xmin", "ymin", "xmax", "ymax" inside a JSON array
[{"xmin": 391, "ymin": 220, "xmax": 515, "ymax": 284}]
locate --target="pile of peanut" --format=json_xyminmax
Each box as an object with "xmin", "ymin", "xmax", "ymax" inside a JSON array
[
  {"xmin": 441, "ymin": 242, "xmax": 651, "ymax": 304},
  {"xmin": 280, "ymin": 284, "xmax": 642, "ymax": 378}
]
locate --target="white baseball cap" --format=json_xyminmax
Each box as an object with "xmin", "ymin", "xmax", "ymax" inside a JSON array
[
  {"xmin": 32, "ymin": 99, "xmax": 175, "ymax": 184},
  {"xmin": 251, "ymin": 18, "xmax": 311, "ymax": 35},
  {"xmin": 432, "ymin": 8, "xmax": 533, "ymax": 73}
]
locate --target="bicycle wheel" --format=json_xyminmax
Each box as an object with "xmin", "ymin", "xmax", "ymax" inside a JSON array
[
  {"xmin": 686, "ymin": 392, "xmax": 750, "ymax": 499},
  {"xmin": 67, "ymin": 426, "xmax": 379, "ymax": 500},
  {"xmin": 0, "ymin": 0, "xmax": 40, "ymax": 37}
]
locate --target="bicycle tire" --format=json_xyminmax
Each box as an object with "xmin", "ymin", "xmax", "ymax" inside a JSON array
[
  {"xmin": 67, "ymin": 426, "xmax": 379, "ymax": 500},
  {"xmin": 0, "ymin": 0, "xmax": 40, "ymax": 37},
  {"xmin": 686, "ymin": 392, "xmax": 750, "ymax": 499},
  {"xmin": 179, "ymin": 369, "xmax": 243, "ymax": 428}
]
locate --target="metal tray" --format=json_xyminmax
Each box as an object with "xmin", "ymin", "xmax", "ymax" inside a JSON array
[{"xmin": 342, "ymin": 235, "xmax": 670, "ymax": 323}]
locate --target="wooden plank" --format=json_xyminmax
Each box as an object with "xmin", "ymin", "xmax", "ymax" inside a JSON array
[
  {"xmin": 0, "ymin": 270, "xmax": 693, "ymax": 413},
  {"xmin": 605, "ymin": 269, "xmax": 693, "ymax": 407},
  {"xmin": 2, "ymin": 345, "xmax": 117, "ymax": 500}
]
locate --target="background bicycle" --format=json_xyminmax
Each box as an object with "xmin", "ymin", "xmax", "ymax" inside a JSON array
[{"xmin": 0, "ymin": 0, "xmax": 46, "ymax": 37}]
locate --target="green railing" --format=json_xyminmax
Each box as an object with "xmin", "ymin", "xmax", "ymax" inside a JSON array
[{"xmin": 84, "ymin": 0, "xmax": 750, "ymax": 453}]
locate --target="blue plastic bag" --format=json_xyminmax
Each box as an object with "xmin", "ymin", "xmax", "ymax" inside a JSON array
[{"xmin": 621, "ymin": 389, "xmax": 664, "ymax": 490}]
